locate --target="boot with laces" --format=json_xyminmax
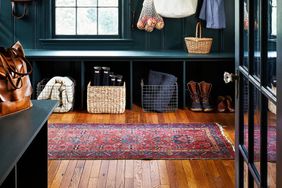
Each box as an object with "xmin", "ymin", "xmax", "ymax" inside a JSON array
[
  {"xmin": 198, "ymin": 81, "xmax": 213, "ymax": 112},
  {"xmin": 187, "ymin": 81, "xmax": 202, "ymax": 111}
]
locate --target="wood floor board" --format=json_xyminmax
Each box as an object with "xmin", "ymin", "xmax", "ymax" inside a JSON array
[
  {"xmin": 78, "ymin": 160, "xmax": 93, "ymax": 188},
  {"xmin": 149, "ymin": 160, "xmax": 161, "ymax": 188},
  {"xmin": 133, "ymin": 160, "xmax": 143, "ymax": 188},
  {"xmin": 59, "ymin": 160, "xmax": 77, "ymax": 188},
  {"xmin": 158, "ymin": 160, "xmax": 170, "ymax": 187},
  {"xmin": 174, "ymin": 160, "xmax": 189, "ymax": 188},
  {"xmin": 188, "ymin": 160, "xmax": 210, "ymax": 188},
  {"xmin": 115, "ymin": 160, "xmax": 125, "ymax": 188},
  {"xmin": 97, "ymin": 160, "xmax": 110, "ymax": 188},
  {"xmin": 182, "ymin": 160, "xmax": 197, "ymax": 188},
  {"xmin": 50, "ymin": 160, "xmax": 69, "ymax": 188},
  {"xmin": 87, "ymin": 160, "xmax": 102, "ymax": 188},
  {"xmin": 124, "ymin": 160, "xmax": 134, "ymax": 188},
  {"xmin": 165, "ymin": 160, "xmax": 178, "ymax": 188},
  {"xmin": 106, "ymin": 160, "xmax": 118, "ymax": 188},
  {"xmin": 48, "ymin": 160, "xmax": 62, "ymax": 187},
  {"xmin": 68, "ymin": 160, "xmax": 85, "ymax": 188},
  {"xmin": 141, "ymin": 161, "xmax": 152, "ymax": 188}
]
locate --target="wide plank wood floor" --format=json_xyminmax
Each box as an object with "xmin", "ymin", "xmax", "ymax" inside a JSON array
[{"xmin": 48, "ymin": 106, "xmax": 235, "ymax": 188}]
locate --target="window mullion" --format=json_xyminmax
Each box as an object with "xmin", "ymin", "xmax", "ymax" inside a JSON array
[
  {"xmin": 76, "ymin": 0, "xmax": 78, "ymax": 35},
  {"xmin": 97, "ymin": 0, "xmax": 99, "ymax": 35}
]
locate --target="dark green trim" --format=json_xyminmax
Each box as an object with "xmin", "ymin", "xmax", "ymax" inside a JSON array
[
  {"xmin": 39, "ymin": 38, "xmax": 134, "ymax": 50},
  {"xmin": 25, "ymin": 49, "xmax": 234, "ymax": 61}
]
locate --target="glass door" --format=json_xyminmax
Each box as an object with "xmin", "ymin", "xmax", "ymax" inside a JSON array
[{"xmin": 235, "ymin": 0, "xmax": 279, "ymax": 187}]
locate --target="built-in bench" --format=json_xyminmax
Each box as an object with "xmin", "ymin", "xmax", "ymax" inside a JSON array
[{"xmin": 25, "ymin": 50, "xmax": 235, "ymax": 110}]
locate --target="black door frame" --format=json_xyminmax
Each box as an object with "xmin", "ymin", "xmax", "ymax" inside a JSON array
[
  {"xmin": 277, "ymin": 0, "xmax": 282, "ymax": 186},
  {"xmin": 235, "ymin": 0, "xmax": 281, "ymax": 187}
]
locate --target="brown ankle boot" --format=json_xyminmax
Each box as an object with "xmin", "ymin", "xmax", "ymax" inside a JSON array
[
  {"xmin": 187, "ymin": 81, "xmax": 202, "ymax": 111},
  {"xmin": 198, "ymin": 81, "xmax": 213, "ymax": 112},
  {"xmin": 217, "ymin": 96, "xmax": 226, "ymax": 112},
  {"xmin": 225, "ymin": 95, "xmax": 235, "ymax": 112}
]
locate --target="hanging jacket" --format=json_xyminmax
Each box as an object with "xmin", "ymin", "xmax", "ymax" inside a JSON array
[{"xmin": 199, "ymin": 0, "xmax": 226, "ymax": 29}]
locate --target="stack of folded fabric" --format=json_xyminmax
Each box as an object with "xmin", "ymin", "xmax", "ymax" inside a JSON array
[{"xmin": 37, "ymin": 76, "xmax": 75, "ymax": 112}]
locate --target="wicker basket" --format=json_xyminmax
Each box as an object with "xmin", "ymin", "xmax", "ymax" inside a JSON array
[
  {"xmin": 184, "ymin": 22, "xmax": 213, "ymax": 54},
  {"xmin": 87, "ymin": 82, "xmax": 126, "ymax": 113}
]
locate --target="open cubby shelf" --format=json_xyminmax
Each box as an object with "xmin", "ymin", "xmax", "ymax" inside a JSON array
[{"xmin": 26, "ymin": 50, "xmax": 235, "ymax": 110}]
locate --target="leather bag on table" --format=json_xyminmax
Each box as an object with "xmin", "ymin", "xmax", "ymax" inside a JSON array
[{"xmin": 0, "ymin": 41, "xmax": 33, "ymax": 117}]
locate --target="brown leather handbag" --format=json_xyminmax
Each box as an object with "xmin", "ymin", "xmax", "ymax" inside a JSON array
[{"xmin": 0, "ymin": 41, "xmax": 33, "ymax": 117}]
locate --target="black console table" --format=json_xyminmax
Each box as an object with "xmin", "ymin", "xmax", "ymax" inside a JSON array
[{"xmin": 0, "ymin": 100, "xmax": 57, "ymax": 188}]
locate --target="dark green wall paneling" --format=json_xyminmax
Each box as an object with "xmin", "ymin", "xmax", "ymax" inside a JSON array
[
  {"xmin": 0, "ymin": 0, "xmax": 235, "ymax": 53},
  {"xmin": 0, "ymin": 1, "xmax": 14, "ymax": 47}
]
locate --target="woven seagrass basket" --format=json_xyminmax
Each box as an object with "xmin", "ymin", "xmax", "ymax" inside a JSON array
[
  {"xmin": 87, "ymin": 82, "xmax": 126, "ymax": 113},
  {"xmin": 185, "ymin": 22, "xmax": 213, "ymax": 54}
]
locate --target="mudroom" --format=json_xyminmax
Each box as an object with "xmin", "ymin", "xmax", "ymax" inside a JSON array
[{"xmin": 0, "ymin": 0, "xmax": 281, "ymax": 187}]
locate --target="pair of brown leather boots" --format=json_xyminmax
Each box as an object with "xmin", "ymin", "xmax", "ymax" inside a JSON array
[
  {"xmin": 187, "ymin": 81, "xmax": 213, "ymax": 112},
  {"xmin": 217, "ymin": 96, "xmax": 235, "ymax": 112}
]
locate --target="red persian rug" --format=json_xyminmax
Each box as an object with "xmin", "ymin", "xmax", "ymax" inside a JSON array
[
  {"xmin": 48, "ymin": 123, "xmax": 234, "ymax": 160},
  {"xmin": 245, "ymin": 126, "xmax": 276, "ymax": 162}
]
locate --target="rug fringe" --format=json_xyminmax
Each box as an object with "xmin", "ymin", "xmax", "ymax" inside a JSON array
[{"xmin": 215, "ymin": 123, "xmax": 235, "ymax": 151}]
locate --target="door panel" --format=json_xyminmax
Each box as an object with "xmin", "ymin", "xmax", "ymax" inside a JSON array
[
  {"xmin": 243, "ymin": 1, "xmax": 249, "ymax": 68},
  {"xmin": 244, "ymin": 162, "xmax": 249, "ymax": 188},
  {"xmin": 267, "ymin": 109, "xmax": 276, "ymax": 187},
  {"xmin": 236, "ymin": 0, "xmax": 279, "ymax": 187},
  {"xmin": 243, "ymin": 78, "xmax": 250, "ymax": 149},
  {"xmin": 254, "ymin": 0, "xmax": 261, "ymax": 78},
  {"xmin": 267, "ymin": 0, "xmax": 277, "ymax": 89},
  {"xmin": 253, "ymin": 87, "xmax": 261, "ymax": 175}
]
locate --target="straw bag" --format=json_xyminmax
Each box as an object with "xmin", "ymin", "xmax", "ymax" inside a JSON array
[{"xmin": 185, "ymin": 22, "xmax": 213, "ymax": 54}]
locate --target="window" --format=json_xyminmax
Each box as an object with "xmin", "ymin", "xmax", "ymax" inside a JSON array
[
  {"xmin": 55, "ymin": 0, "xmax": 119, "ymax": 36},
  {"xmin": 270, "ymin": 0, "xmax": 277, "ymax": 36}
]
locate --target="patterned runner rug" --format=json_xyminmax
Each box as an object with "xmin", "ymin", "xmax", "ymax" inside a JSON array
[
  {"xmin": 245, "ymin": 126, "xmax": 276, "ymax": 162},
  {"xmin": 48, "ymin": 123, "xmax": 234, "ymax": 160}
]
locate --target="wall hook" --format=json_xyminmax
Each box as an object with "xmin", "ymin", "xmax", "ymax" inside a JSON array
[{"xmin": 11, "ymin": 0, "xmax": 33, "ymax": 19}]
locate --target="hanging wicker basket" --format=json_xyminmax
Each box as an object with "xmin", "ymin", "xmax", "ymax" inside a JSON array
[{"xmin": 184, "ymin": 22, "xmax": 213, "ymax": 54}]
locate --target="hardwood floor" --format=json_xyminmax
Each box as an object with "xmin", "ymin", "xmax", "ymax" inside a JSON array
[{"xmin": 48, "ymin": 106, "xmax": 235, "ymax": 188}]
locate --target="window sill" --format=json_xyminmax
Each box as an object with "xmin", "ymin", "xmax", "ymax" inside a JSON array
[{"xmin": 39, "ymin": 38, "xmax": 134, "ymax": 50}]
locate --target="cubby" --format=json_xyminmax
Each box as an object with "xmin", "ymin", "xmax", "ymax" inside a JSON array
[
  {"xmin": 26, "ymin": 50, "xmax": 234, "ymax": 111},
  {"xmin": 133, "ymin": 61, "xmax": 184, "ymax": 107},
  {"xmin": 185, "ymin": 60, "xmax": 235, "ymax": 108}
]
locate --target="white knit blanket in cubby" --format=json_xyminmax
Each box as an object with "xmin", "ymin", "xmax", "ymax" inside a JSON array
[{"xmin": 37, "ymin": 76, "xmax": 74, "ymax": 112}]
